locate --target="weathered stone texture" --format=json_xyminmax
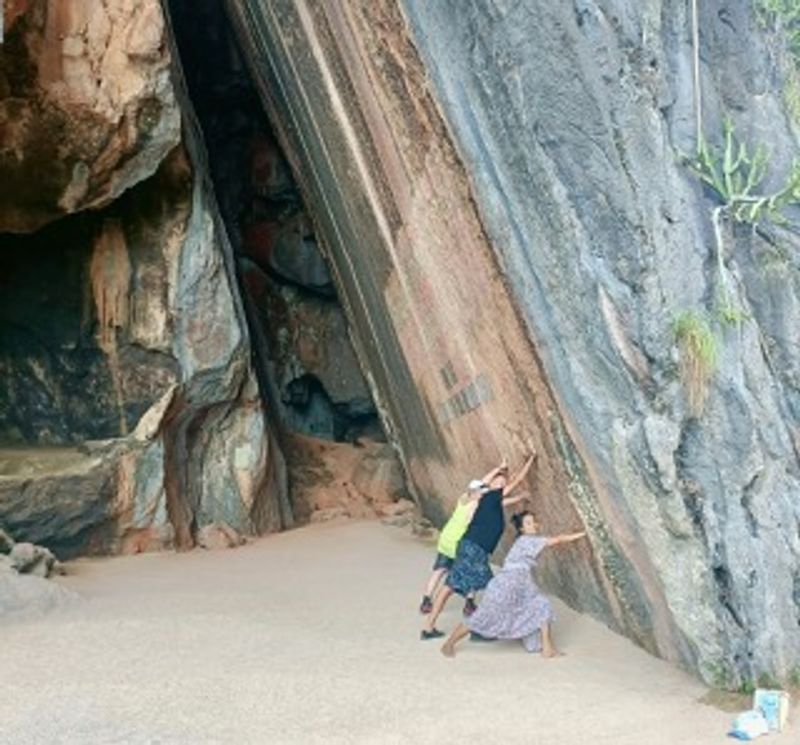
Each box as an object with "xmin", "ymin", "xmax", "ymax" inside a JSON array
[
  {"xmin": 284, "ymin": 433, "xmax": 406, "ymax": 524},
  {"xmin": 226, "ymin": 0, "xmax": 800, "ymax": 684},
  {"xmin": 0, "ymin": 2, "xmax": 291, "ymax": 557},
  {"xmin": 402, "ymin": 0, "xmax": 800, "ymax": 686},
  {"xmin": 242, "ymin": 263, "xmax": 377, "ymax": 439},
  {"xmin": 0, "ymin": 0, "xmax": 181, "ymax": 232}
]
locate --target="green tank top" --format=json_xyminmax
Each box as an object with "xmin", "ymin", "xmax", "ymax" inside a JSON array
[{"xmin": 437, "ymin": 500, "xmax": 472, "ymax": 559}]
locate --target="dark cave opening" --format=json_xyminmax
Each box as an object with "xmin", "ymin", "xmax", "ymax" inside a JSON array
[
  {"xmin": 0, "ymin": 157, "xmax": 186, "ymax": 446},
  {"xmin": 166, "ymin": 0, "xmax": 382, "ymax": 444}
]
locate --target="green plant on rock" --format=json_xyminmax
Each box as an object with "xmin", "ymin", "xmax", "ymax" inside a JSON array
[
  {"xmin": 717, "ymin": 294, "xmax": 749, "ymax": 327},
  {"xmin": 756, "ymin": 1, "xmax": 800, "ymax": 128},
  {"xmin": 687, "ymin": 118, "xmax": 800, "ymax": 224},
  {"xmin": 673, "ymin": 312, "xmax": 719, "ymax": 417},
  {"xmin": 690, "ymin": 120, "xmax": 769, "ymax": 208},
  {"xmin": 783, "ymin": 65, "xmax": 800, "ymax": 125},
  {"xmin": 757, "ymin": 0, "xmax": 800, "ymax": 60},
  {"xmin": 757, "ymin": 672, "xmax": 782, "ymax": 689},
  {"xmin": 703, "ymin": 659, "xmax": 735, "ymax": 690},
  {"xmin": 684, "ymin": 118, "xmax": 800, "ymax": 323},
  {"xmin": 739, "ymin": 678, "xmax": 757, "ymax": 696}
]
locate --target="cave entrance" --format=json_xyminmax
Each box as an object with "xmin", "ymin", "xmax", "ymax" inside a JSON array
[
  {"xmin": 0, "ymin": 164, "xmax": 184, "ymax": 451},
  {"xmin": 0, "ymin": 152, "xmax": 193, "ymax": 556},
  {"xmin": 167, "ymin": 0, "xmax": 382, "ymax": 447},
  {"xmin": 0, "ymin": 0, "xmax": 405, "ymax": 557},
  {"xmin": 165, "ymin": 0, "xmax": 405, "ymax": 522}
]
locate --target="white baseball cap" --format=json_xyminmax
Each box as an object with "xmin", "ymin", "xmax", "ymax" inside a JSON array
[{"xmin": 468, "ymin": 479, "xmax": 486, "ymax": 491}]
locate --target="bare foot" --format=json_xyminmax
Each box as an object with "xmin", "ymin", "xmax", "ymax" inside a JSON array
[
  {"xmin": 542, "ymin": 649, "xmax": 565, "ymax": 658},
  {"xmin": 441, "ymin": 641, "xmax": 456, "ymax": 658}
]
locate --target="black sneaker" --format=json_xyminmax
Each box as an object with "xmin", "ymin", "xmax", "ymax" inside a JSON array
[
  {"xmin": 463, "ymin": 598, "xmax": 478, "ymax": 617},
  {"xmin": 420, "ymin": 628, "xmax": 445, "ymax": 640},
  {"xmin": 419, "ymin": 595, "xmax": 433, "ymax": 614}
]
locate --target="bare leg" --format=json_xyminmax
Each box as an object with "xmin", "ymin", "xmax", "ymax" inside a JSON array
[
  {"xmin": 441, "ymin": 623, "xmax": 470, "ymax": 658},
  {"xmin": 423, "ymin": 586, "xmax": 454, "ymax": 632},
  {"xmin": 424, "ymin": 568, "xmax": 447, "ymax": 599},
  {"xmin": 463, "ymin": 591, "xmax": 478, "ymax": 616},
  {"xmin": 541, "ymin": 623, "xmax": 563, "ymax": 658}
]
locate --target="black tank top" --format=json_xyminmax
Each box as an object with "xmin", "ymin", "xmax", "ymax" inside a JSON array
[{"xmin": 462, "ymin": 489, "xmax": 504, "ymax": 553}]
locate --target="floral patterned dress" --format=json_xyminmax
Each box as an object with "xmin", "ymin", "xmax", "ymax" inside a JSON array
[{"xmin": 465, "ymin": 534, "xmax": 553, "ymax": 652}]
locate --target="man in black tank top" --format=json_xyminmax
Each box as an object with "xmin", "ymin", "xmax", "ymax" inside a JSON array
[
  {"xmin": 461, "ymin": 486, "xmax": 506, "ymax": 555},
  {"xmin": 421, "ymin": 453, "xmax": 536, "ymax": 640}
]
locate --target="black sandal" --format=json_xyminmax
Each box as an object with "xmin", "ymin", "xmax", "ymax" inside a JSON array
[
  {"xmin": 469, "ymin": 631, "xmax": 497, "ymax": 642},
  {"xmin": 420, "ymin": 628, "xmax": 445, "ymax": 640}
]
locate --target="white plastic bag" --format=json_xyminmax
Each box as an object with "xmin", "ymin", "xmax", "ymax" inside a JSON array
[{"xmin": 728, "ymin": 709, "xmax": 769, "ymax": 740}]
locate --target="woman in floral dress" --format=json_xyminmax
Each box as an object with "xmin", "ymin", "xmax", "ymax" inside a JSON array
[{"xmin": 441, "ymin": 511, "xmax": 586, "ymax": 658}]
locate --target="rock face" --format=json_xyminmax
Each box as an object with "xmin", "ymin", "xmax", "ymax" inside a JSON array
[
  {"xmin": 3, "ymin": 0, "xmax": 798, "ymax": 689},
  {"xmin": 167, "ymin": 0, "xmax": 380, "ymax": 444},
  {"xmin": 243, "ymin": 266, "xmax": 379, "ymax": 441},
  {"xmin": 285, "ymin": 433, "xmax": 407, "ymax": 524},
  {"xmin": 168, "ymin": 0, "xmax": 383, "ymax": 444},
  {"xmin": 226, "ymin": 0, "xmax": 800, "ymax": 685},
  {"xmin": 0, "ymin": 0, "xmax": 291, "ymax": 557},
  {"xmin": 168, "ymin": 0, "xmax": 382, "ymax": 448},
  {"xmin": 196, "ymin": 522, "xmax": 245, "ymax": 551},
  {"xmin": 0, "ymin": 0, "xmax": 181, "ymax": 232}
]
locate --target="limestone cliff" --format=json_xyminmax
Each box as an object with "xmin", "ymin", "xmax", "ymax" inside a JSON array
[
  {"xmin": 0, "ymin": 0, "xmax": 180, "ymax": 232},
  {"xmin": 225, "ymin": 0, "xmax": 800, "ymax": 686},
  {"xmin": 0, "ymin": 0, "xmax": 291, "ymax": 556},
  {"xmin": 2, "ymin": 0, "xmax": 799, "ymax": 688}
]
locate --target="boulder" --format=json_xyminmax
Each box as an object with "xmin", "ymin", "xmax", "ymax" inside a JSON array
[
  {"xmin": 0, "ymin": 0, "xmax": 181, "ymax": 232},
  {"xmin": 250, "ymin": 132, "xmax": 294, "ymax": 198},
  {"xmin": 352, "ymin": 445, "xmax": 408, "ymax": 503},
  {"xmin": 196, "ymin": 522, "xmax": 245, "ymax": 551},
  {"xmin": 379, "ymin": 499, "xmax": 417, "ymax": 518},
  {"xmin": 267, "ymin": 214, "xmax": 333, "ymax": 294},
  {"xmin": 285, "ymin": 434, "xmax": 406, "ymax": 524},
  {"xmin": 0, "ymin": 446, "xmax": 121, "ymax": 560},
  {"xmin": 0, "ymin": 573, "xmax": 79, "ymax": 620},
  {"xmin": 411, "ymin": 517, "xmax": 436, "ymax": 539},
  {"xmin": 380, "ymin": 513, "xmax": 412, "ymax": 528},
  {"xmin": 10, "ymin": 542, "xmax": 57, "ymax": 578},
  {"xmin": 309, "ymin": 507, "xmax": 348, "ymax": 523}
]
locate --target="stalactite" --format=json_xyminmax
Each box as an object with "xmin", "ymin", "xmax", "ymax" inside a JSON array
[{"xmin": 90, "ymin": 217, "xmax": 131, "ymax": 434}]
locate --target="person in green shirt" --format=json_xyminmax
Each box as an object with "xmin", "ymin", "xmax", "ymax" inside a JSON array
[{"xmin": 418, "ymin": 462, "xmax": 510, "ymax": 615}]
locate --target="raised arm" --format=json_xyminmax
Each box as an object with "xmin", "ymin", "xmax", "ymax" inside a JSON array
[
  {"xmin": 479, "ymin": 459, "xmax": 508, "ymax": 486},
  {"xmin": 502, "ymin": 453, "xmax": 536, "ymax": 496},
  {"xmin": 546, "ymin": 531, "xmax": 587, "ymax": 548},
  {"xmin": 502, "ymin": 490, "xmax": 530, "ymax": 508}
]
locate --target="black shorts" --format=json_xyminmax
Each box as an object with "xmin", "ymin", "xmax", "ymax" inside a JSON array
[{"xmin": 432, "ymin": 552, "xmax": 454, "ymax": 571}]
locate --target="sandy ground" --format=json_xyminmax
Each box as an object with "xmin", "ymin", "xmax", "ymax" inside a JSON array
[{"xmin": 2, "ymin": 521, "xmax": 795, "ymax": 745}]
